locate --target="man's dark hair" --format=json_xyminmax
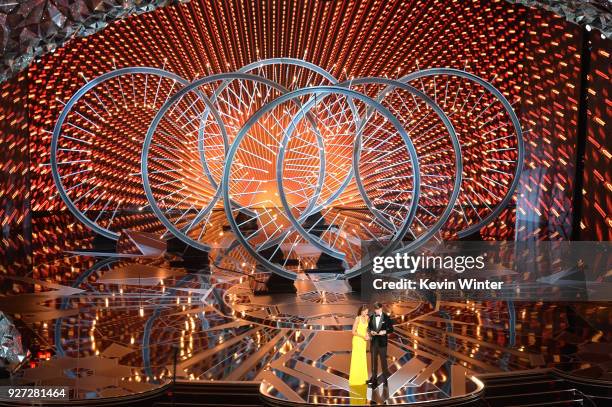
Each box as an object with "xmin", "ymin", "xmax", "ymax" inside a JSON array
[{"xmin": 373, "ymin": 302, "xmax": 383, "ymax": 310}]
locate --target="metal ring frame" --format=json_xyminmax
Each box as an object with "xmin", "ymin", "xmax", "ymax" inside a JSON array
[
  {"xmin": 349, "ymin": 77, "xmax": 463, "ymax": 254},
  {"xmin": 223, "ymin": 86, "xmax": 420, "ymax": 279},
  {"xmin": 141, "ymin": 72, "xmax": 327, "ymax": 252},
  {"xmin": 275, "ymin": 77, "xmax": 462, "ymax": 264},
  {"xmin": 51, "ymin": 67, "xmax": 197, "ymax": 240},
  {"xmin": 236, "ymin": 58, "xmax": 359, "ymax": 211},
  {"xmin": 51, "ymin": 61, "xmax": 524, "ymax": 280},
  {"xmin": 397, "ymin": 68, "xmax": 524, "ymax": 238}
]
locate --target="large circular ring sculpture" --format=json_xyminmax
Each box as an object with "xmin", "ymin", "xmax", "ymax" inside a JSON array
[
  {"xmin": 52, "ymin": 60, "xmax": 524, "ymax": 281},
  {"xmin": 275, "ymin": 78, "xmax": 462, "ymax": 266},
  {"xmin": 223, "ymin": 86, "xmax": 421, "ymax": 280},
  {"xmin": 142, "ymin": 73, "xmax": 321, "ymax": 251},
  {"xmin": 398, "ymin": 68, "xmax": 524, "ymax": 237},
  {"xmin": 51, "ymin": 67, "xmax": 197, "ymax": 240}
]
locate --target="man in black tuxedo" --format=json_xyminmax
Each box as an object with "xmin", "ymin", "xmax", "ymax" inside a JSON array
[{"xmin": 367, "ymin": 302, "xmax": 393, "ymax": 387}]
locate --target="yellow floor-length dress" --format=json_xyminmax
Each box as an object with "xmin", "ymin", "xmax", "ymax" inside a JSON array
[{"xmin": 348, "ymin": 318, "xmax": 369, "ymax": 385}]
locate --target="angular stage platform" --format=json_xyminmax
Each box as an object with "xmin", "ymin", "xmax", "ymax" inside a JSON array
[{"xmin": 0, "ymin": 254, "xmax": 609, "ymax": 406}]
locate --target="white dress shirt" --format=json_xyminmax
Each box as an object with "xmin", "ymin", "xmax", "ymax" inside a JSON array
[{"xmin": 374, "ymin": 314, "xmax": 382, "ymax": 330}]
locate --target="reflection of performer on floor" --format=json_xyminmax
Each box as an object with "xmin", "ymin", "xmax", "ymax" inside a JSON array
[
  {"xmin": 349, "ymin": 305, "xmax": 370, "ymax": 386},
  {"xmin": 367, "ymin": 302, "xmax": 393, "ymax": 387}
]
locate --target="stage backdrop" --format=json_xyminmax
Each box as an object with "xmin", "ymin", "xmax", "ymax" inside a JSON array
[{"xmin": 0, "ymin": 0, "xmax": 609, "ymax": 277}]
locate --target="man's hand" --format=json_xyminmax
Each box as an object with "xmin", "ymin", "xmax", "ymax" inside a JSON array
[{"xmin": 379, "ymin": 330, "xmax": 386, "ymax": 335}]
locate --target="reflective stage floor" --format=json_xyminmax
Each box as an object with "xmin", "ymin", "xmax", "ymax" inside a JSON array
[{"xmin": 0, "ymin": 254, "xmax": 610, "ymax": 405}]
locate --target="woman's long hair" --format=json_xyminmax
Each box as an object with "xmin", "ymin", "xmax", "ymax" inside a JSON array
[{"xmin": 356, "ymin": 305, "xmax": 368, "ymax": 317}]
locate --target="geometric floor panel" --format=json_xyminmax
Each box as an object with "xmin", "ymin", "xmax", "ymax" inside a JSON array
[{"xmin": 0, "ymin": 255, "xmax": 609, "ymax": 403}]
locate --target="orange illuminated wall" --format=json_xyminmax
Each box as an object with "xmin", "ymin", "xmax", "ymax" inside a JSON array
[
  {"xmin": 26, "ymin": 0, "xmax": 530, "ymax": 217},
  {"xmin": 514, "ymin": 9, "xmax": 583, "ymax": 240},
  {"xmin": 581, "ymin": 33, "xmax": 611, "ymax": 240},
  {"xmin": 0, "ymin": 72, "xmax": 31, "ymax": 275}
]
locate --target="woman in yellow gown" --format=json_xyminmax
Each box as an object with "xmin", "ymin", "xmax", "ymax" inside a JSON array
[{"xmin": 349, "ymin": 305, "xmax": 370, "ymax": 386}]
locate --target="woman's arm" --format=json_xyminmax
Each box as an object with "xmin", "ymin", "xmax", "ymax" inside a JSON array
[{"xmin": 353, "ymin": 319, "xmax": 369, "ymax": 340}]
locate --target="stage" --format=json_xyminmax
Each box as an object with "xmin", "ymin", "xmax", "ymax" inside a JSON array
[
  {"xmin": 1, "ymin": 250, "xmax": 608, "ymax": 405},
  {"xmin": 0, "ymin": 0, "xmax": 610, "ymax": 405}
]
